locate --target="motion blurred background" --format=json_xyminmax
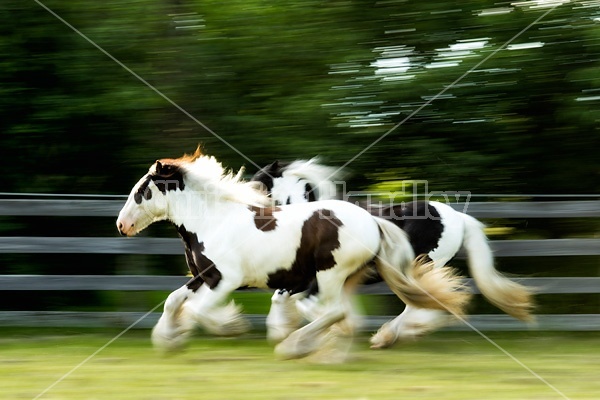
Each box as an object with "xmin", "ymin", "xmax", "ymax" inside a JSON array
[{"xmin": 0, "ymin": 1, "xmax": 598, "ymax": 320}]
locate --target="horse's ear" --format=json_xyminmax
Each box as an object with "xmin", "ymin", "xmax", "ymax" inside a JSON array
[
  {"xmin": 268, "ymin": 160, "xmax": 280, "ymax": 171},
  {"xmin": 154, "ymin": 160, "xmax": 173, "ymax": 177},
  {"xmin": 154, "ymin": 160, "xmax": 179, "ymax": 178},
  {"xmin": 155, "ymin": 160, "xmax": 164, "ymax": 175}
]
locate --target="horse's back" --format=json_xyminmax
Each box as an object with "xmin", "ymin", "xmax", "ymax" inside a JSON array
[
  {"xmin": 254, "ymin": 200, "xmax": 381, "ymax": 291},
  {"xmin": 360, "ymin": 200, "xmax": 465, "ymax": 265},
  {"xmin": 278, "ymin": 200, "xmax": 383, "ymax": 270}
]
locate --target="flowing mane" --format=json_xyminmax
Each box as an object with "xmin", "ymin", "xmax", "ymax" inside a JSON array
[
  {"xmin": 281, "ymin": 158, "xmax": 345, "ymax": 200},
  {"xmin": 160, "ymin": 149, "xmax": 270, "ymax": 207}
]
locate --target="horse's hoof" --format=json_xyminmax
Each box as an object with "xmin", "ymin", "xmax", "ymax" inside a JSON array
[
  {"xmin": 369, "ymin": 322, "xmax": 397, "ymax": 349},
  {"xmin": 274, "ymin": 331, "xmax": 320, "ymax": 360},
  {"xmin": 266, "ymin": 326, "xmax": 294, "ymax": 344},
  {"xmin": 274, "ymin": 342, "xmax": 311, "ymax": 360},
  {"xmin": 219, "ymin": 317, "xmax": 251, "ymax": 337},
  {"xmin": 151, "ymin": 329, "xmax": 190, "ymax": 354},
  {"xmin": 205, "ymin": 316, "xmax": 251, "ymax": 337},
  {"xmin": 307, "ymin": 329, "xmax": 353, "ymax": 364},
  {"xmin": 370, "ymin": 338, "xmax": 394, "ymax": 349}
]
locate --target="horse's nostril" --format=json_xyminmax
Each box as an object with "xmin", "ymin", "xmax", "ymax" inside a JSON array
[{"xmin": 117, "ymin": 221, "xmax": 128, "ymax": 236}]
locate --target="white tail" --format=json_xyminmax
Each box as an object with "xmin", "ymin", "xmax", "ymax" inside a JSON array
[
  {"xmin": 374, "ymin": 217, "xmax": 471, "ymax": 316},
  {"xmin": 461, "ymin": 214, "xmax": 534, "ymax": 321}
]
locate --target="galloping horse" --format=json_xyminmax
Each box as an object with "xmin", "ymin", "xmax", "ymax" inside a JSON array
[
  {"xmin": 116, "ymin": 149, "xmax": 470, "ymax": 358},
  {"xmin": 252, "ymin": 159, "xmax": 534, "ymax": 348}
]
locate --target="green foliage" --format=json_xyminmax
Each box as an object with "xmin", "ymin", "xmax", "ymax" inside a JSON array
[{"xmin": 2, "ymin": 1, "xmax": 598, "ymax": 194}]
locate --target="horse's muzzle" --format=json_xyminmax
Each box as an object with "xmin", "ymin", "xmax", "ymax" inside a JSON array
[
  {"xmin": 117, "ymin": 221, "xmax": 126, "ymax": 236},
  {"xmin": 116, "ymin": 220, "xmax": 135, "ymax": 236}
]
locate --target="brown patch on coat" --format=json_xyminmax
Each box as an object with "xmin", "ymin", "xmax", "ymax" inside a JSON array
[
  {"xmin": 266, "ymin": 209, "xmax": 343, "ymax": 293},
  {"xmin": 248, "ymin": 206, "xmax": 281, "ymax": 231},
  {"xmin": 177, "ymin": 224, "xmax": 222, "ymax": 291}
]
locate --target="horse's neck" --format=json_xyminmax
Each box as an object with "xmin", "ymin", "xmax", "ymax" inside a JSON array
[{"xmin": 166, "ymin": 191, "xmax": 242, "ymax": 233}]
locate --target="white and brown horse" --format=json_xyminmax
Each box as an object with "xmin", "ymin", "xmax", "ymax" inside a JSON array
[
  {"xmin": 116, "ymin": 149, "xmax": 470, "ymax": 359},
  {"xmin": 252, "ymin": 159, "xmax": 534, "ymax": 348}
]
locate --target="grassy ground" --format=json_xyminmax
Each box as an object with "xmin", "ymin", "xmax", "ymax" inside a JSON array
[{"xmin": 0, "ymin": 329, "xmax": 597, "ymax": 400}]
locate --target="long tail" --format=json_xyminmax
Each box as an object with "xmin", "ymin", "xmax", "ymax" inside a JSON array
[
  {"xmin": 461, "ymin": 214, "xmax": 534, "ymax": 321},
  {"xmin": 374, "ymin": 217, "xmax": 471, "ymax": 317}
]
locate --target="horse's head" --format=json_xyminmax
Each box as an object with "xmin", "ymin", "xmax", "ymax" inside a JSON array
[
  {"xmin": 252, "ymin": 158, "xmax": 343, "ymax": 206},
  {"xmin": 116, "ymin": 159, "xmax": 186, "ymax": 236},
  {"xmin": 251, "ymin": 160, "xmax": 309, "ymax": 205},
  {"xmin": 271, "ymin": 176, "xmax": 316, "ymax": 205},
  {"xmin": 251, "ymin": 160, "xmax": 286, "ymax": 193}
]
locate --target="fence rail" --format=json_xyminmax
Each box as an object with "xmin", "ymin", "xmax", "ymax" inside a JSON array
[
  {"xmin": 0, "ymin": 275, "xmax": 598, "ymax": 294},
  {"xmin": 1, "ymin": 311, "xmax": 598, "ymax": 332},
  {"xmin": 1, "ymin": 199, "xmax": 599, "ymax": 218},
  {"xmin": 0, "ymin": 198, "xmax": 598, "ymax": 331},
  {"xmin": 1, "ymin": 237, "xmax": 599, "ymax": 256}
]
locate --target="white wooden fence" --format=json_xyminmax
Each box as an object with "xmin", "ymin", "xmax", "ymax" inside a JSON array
[{"xmin": 0, "ymin": 198, "xmax": 598, "ymax": 331}]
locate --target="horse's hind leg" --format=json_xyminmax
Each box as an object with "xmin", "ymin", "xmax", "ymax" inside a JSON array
[
  {"xmin": 274, "ymin": 304, "xmax": 345, "ymax": 360},
  {"xmin": 274, "ymin": 269, "xmax": 349, "ymax": 360},
  {"xmin": 266, "ymin": 289, "xmax": 303, "ymax": 343},
  {"xmin": 370, "ymin": 306, "xmax": 450, "ymax": 349}
]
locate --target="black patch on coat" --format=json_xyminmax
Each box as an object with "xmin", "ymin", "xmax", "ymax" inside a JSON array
[
  {"xmin": 397, "ymin": 201, "xmax": 443, "ymax": 257},
  {"xmin": 248, "ymin": 206, "xmax": 281, "ymax": 231},
  {"xmin": 152, "ymin": 161, "xmax": 186, "ymax": 194},
  {"xmin": 133, "ymin": 163, "xmax": 186, "ymax": 204},
  {"xmin": 365, "ymin": 201, "xmax": 444, "ymax": 256},
  {"xmin": 305, "ymin": 202, "xmax": 443, "ymax": 294},
  {"xmin": 177, "ymin": 225, "xmax": 222, "ymax": 291},
  {"xmin": 134, "ymin": 175, "xmax": 153, "ymax": 204},
  {"xmin": 250, "ymin": 160, "xmax": 288, "ymax": 192},
  {"xmin": 266, "ymin": 209, "xmax": 343, "ymax": 293},
  {"xmin": 305, "ymin": 183, "xmax": 317, "ymax": 202}
]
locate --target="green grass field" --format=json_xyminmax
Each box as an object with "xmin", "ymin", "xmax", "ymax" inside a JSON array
[{"xmin": 0, "ymin": 329, "xmax": 597, "ymax": 400}]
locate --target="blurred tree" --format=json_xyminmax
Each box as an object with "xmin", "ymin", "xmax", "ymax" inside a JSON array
[
  {"xmin": 0, "ymin": 1, "xmax": 165, "ymax": 194},
  {"xmin": 318, "ymin": 1, "xmax": 600, "ymax": 193},
  {"xmin": 0, "ymin": 0, "xmax": 598, "ymax": 193}
]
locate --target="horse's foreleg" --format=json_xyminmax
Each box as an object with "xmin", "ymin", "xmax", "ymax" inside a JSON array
[
  {"xmin": 370, "ymin": 305, "xmax": 451, "ymax": 349},
  {"xmin": 182, "ymin": 280, "xmax": 250, "ymax": 336},
  {"xmin": 152, "ymin": 285, "xmax": 193, "ymax": 352}
]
